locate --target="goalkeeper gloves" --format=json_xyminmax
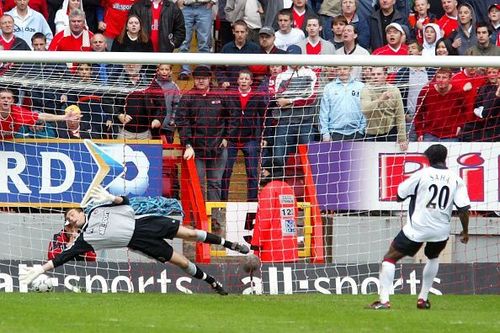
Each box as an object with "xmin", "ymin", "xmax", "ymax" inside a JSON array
[
  {"xmin": 19, "ymin": 266, "xmax": 45, "ymax": 285},
  {"xmin": 90, "ymin": 186, "xmax": 116, "ymax": 204}
]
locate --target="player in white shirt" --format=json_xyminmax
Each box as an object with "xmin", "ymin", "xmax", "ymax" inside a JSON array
[{"xmin": 370, "ymin": 144, "xmax": 470, "ymax": 310}]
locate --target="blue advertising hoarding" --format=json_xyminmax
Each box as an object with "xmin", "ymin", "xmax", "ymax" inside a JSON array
[{"xmin": 0, "ymin": 139, "xmax": 162, "ymax": 207}]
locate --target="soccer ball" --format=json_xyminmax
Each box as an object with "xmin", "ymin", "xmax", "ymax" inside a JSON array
[{"xmin": 31, "ymin": 274, "xmax": 54, "ymax": 292}]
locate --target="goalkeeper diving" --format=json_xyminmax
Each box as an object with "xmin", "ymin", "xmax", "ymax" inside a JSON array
[{"xmin": 20, "ymin": 186, "xmax": 250, "ymax": 295}]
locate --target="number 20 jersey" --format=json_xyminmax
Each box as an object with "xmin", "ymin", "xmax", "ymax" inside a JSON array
[{"xmin": 397, "ymin": 166, "xmax": 471, "ymax": 242}]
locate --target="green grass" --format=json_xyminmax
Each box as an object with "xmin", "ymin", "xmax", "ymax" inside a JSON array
[{"xmin": 0, "ymin": 294, "xmax": 498, "ymax": 333}]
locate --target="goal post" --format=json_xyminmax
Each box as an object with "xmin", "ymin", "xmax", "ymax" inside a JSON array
[{"xmin": 0, "ymin": 51, "xmax": 498, "ymax": 295}]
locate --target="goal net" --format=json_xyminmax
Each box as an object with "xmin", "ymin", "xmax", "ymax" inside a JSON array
[{"xmin": 0, "ymin": 52, "xmax": 498, "ymax": 295}]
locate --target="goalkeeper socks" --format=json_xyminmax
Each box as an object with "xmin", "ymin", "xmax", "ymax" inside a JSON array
[
  {"xmin": 379, "ymin": 260, "xmax": 395, "ymax": 304},
  {"xmin": 184, "ymin": 261, "xmax": 216, "ymax": 285},
  {"xmin": 203, "ymin": 232, "xmax": 230, "ymax": 247},
  {"xmin": 418, "ymin": 258, "xmax": 439, "ymax": 301}
]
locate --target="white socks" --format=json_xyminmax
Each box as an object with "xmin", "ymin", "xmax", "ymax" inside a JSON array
[
  {"xmin": 379, "ymin": 261, "xmax": 395, "ymax": 303},
  {"xmin": 418, "ymin": 258, "xmax": 439, "ymax": 301}
]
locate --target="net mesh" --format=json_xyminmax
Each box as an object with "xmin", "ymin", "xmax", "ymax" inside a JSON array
[{"xmin": 0, "ymin": 60, "xmax": 498, "ymax": 295}]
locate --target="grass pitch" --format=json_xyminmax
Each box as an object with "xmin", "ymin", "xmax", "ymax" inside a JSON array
[{"xmin": 0, "ymin": 294, "xmax": 498, "ymax": 333}]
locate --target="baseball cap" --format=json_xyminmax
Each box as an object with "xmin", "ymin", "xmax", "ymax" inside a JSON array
[
  {"xmin": 385, "ymin": 22, "xmax": 405, "ymax": 35},
  {"xmin": 192, "ymin": 65, "xmax": 212, "ymax": 77},
  {"xmin": 488, "ymin": 3, "xmax": 500, "ymax": 11},
  {"xmin": 286, "ymin": 44, "xmax": 302, "ymax": 54},
  {"xmin": 259, "ymin": 26, "xmax": 275, "ymax": 36}
]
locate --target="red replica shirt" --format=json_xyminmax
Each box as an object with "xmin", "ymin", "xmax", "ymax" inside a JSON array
[
  {"xmin": 372, "ymin": 44, "xmax": 409, "ymax": 55},
  {"xmin": 437, "ymin": 14, "xmax": 458, "ymax": 38},
  {"xmin": 306, "ymin": 41, "xmax": 322, "ymax": 55},
  {"xmin": 102, "ymin": 0, "xmax": 136, "ymax": 39},
  {"xmin": 252, "ymin": 180, "xmax": 299, "ymax": 263},
  {"xmin": 0, "ymin": 105, "xmax": 39, "ymax": 139},
  {"xmin": 49, "ymin": 30, "xmax": 94, "ymax": 51},
  {"xmin": 0, "ymin": 36, "xmax": 15, "ymax": 50},
  {"xmin": 414, "ymin": 83, "xmax": 466, "ymax": 139},
  {"xmin": 293, "ymin": 8, "xmax": 305, "ymax": 29},
  {"xmin": 150, "ymin": 1, "xmax": 163, "ymax": 52},
  {"xmin": 239, "ymin": 91, "xmax": 251, "ymax": 111},
  {"xmin": 451, "ymin": 71, "xmax": 487, "ymax": 123}
]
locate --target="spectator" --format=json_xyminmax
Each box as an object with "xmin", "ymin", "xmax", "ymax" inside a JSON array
[
  {"xmin": 221, "ymin": 70, "xmax": 266, "ymax": 202},
  {"xmin": 91, "ymin": 33, "xmax": 115, "ymax": 84},
  {"xmin": 31, "ymin": 30, "xmax": 47, "ymax": 50},
  {"xmin": 274, "ymin": 8, "xmax": 305, "ymax": 51},
  {"xmin": 296, "ymin": 16, "xmax": 336, "ymax": 54},
  {"xmin": 261, "ymin": 63, "xmax": 318, "ymax": 177},
  {"xmin": 6, "ymin": 0, "xmax": 52, "ymax": 48},
  {"xmin": 368, "ymin": 0, "xmax": 409, "ymax": 51},
  {"xmin": 150, "ymin": 64, "xmax": 180, "ymax": 143},
  {"xmin": 451, "ymin": 67, "xmax": 487, "ymax": 125},
  {"xmin": 361, "ymin": 66, "xmax": 407, "ymax": 150},
  {"xmin": 248, "ymin": 26, "xmax": 287, "ymax": 83},
  {"xmin": 488, "ymin": 4, "xmax": 500, "ymax": 46},
  {"xmin": 224, "ymin": 0, "xmax": 263, "ymax": 43},
  {"xmin": 251, "ymin": 171, "xmax": 299, "ymax": 263},
  {"xmin": 340, "ymin": 0, "xmax": 370, "ymax": 49},
  {"xmin": 0, "ymin": 14, "xmax": 31, "ymax": 50},
  {"xmin": 47, "ymin": 216, "xmax": 96, "ymax": 261},
  {"xmin": 421, "ymin": 23, "xmax": 441, "ymax": 56},
  {"xmin": 434, "ymin": 36, "xmax": 458, "ymax": 55},
  {"xmin": 334, "ymin": 24, "xmax": 370, "ymax": 81},
  {"xmin": 97, "ymin": 0, "xmax": 135, "ymax": 49},
  {"xmin": 268, "ymin": 0, "xmax": 316, "ymax": 34},
  {"xmin": 0, "ymin": 88, "xmax": 79, "ymax": 140},
  {"xmin": 461, "ymin": 67, "xmax": 499, "ymax": 142},
  {"xmin": 176, "ymin": 66, "xmax": 230, "ymax": 201},
  {"xmin": 408, "ymin": 0, "xmax": 436, "ymax": 45},
  {"xmin": 56, "ymin": 104, "xmax": 95, "ymax": 138},
  {"xmin": 217, "ymin": 20, "xmax": 260, "ymax": 89},
  {"xmin": 115, "ymin": 64, "xmax": 162, "ymax": 139},
  {"xmin": 48, "ymin": 9, "xmax": 93, "ymax": 51},
  {"xmin": 329, "ymin": 14, "xmax": 347, "ymax": 49},
  {"xmin": 372, "ymin": 22, "xmax": 408, "ymax": 55},
  {"xmin": 3, "ymin": 0, "xmax": 48, "ymax": 20},
  {"xmin": 436, "ymin": 0, "xmax": 458, "ymax": 38},
  {"xmin": 54, "ymin": 0, "xmax": 85, "ymax": 33},
  {"xmin": 394, "ymin": 41, "xmax": 433, "ymax": 141},
  {"xmin": 129, "ymin": 0, "xmax": 185, "ymax": 52},
  {"xmin": 414, "ymin": 68, "xmax": 466, "ymax": 142},
  {"xmin": 465, "ymin": 22, "xmax": 500, "ymax": 56},
  {"xmin": 111, "ymin": 14, "xmax": 153, "ymax": 52},
  {"xmin": 319, "ymin": 66, "xmax": 365, "ymax": 141},
  {"xmin": 178, "ymin": 0, "xmax": 216, "ymax": 80},
  {"xmin": 449, "ymin": 3, "xmax": 476, "ymax": 55},
  {"xmin": 318, "ymin": 0, "xmax": 341, "ymax": 41}
]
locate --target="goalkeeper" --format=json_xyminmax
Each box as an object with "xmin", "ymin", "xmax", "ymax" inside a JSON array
[{"xmin": 20, "ymin": 186, "xmax": 250, "ymax": 295}]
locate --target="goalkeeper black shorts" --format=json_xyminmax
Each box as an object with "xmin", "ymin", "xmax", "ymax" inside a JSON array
[{"xmin": 128, "ymin": 216, "xmax": 181, "ymax": 262}]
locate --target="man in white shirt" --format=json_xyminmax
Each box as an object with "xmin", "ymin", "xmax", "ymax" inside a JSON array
[
  {"xmin": 6, "ymin": 0, "xmax": 53, "ymax": 49},
  {"xmin": 370, "ymin": 144, "xmax": 470, "ymax": 310},
  {"xmin": 274, "ymin": 8, "xmax": 305, "ymax": 51}
]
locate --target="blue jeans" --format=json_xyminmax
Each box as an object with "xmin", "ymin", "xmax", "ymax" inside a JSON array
[
  {"xmin": 179, "ymin": 5, "xmax": 213, "ymax": 74},
  {"xmin": 271, "ymin": 121, "xmax": 315, "ymax": 172},
  {"xmin": 423, "ymin": 133, "xmax": 458, "ymax": 142},
  {"xmin": 221, "ymin": 141, "xmax": 260, "ymax": 202},
  {"xmin": 195, "ymin": 148, "xmax": 228, "ymax": 202}
]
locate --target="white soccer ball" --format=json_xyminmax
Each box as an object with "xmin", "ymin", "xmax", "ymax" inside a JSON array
[{"xmin": 31, "ymin": 274, "xmax": 54, "ymax": 292}]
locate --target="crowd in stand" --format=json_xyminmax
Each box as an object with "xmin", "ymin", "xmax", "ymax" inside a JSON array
[{"xmin": 0, "ymin": 0, "xmax": 499, "ymax": 202}]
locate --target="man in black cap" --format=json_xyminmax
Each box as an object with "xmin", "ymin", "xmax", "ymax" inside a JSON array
[{"xmin": 176, "ymin": 66, "xmax": 233, "ymax": 201}]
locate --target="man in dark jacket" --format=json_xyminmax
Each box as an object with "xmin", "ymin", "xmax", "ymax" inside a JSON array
[
  {"xmin": 129, "ymin": 0, "xmax": 185, "ymax": 52},
  {"xmin": 368, "ymin": 0, "xmax": 408, "ymax": 51},
  {"xmin": 176, "ymin": 66, "xmax": 233, "ymax": 201}
]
